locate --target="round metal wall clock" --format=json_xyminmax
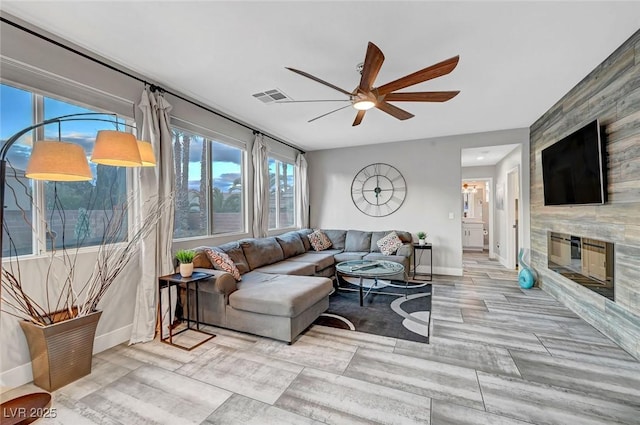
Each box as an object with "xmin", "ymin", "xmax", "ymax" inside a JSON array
[{"xmin": 351, "ymin": 163, "xmax": 407, "ymax": 217}]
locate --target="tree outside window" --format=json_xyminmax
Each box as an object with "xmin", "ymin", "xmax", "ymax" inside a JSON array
[
  {"xmin": 268, "ymin": 158, "xmax": 295, "ymax": 230},
  {"xmin": 172, "ymin": 129, "xmax": 245, "ymax": 239}
]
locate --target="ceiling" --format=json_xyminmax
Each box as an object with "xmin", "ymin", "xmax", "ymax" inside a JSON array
[
  {"xmin": 461, "ymin": 144, "xmax": 520, "ymax": 167},
  {"xmin": 2, "ymin": 2, "xmax": 639, "ymax": 152}
]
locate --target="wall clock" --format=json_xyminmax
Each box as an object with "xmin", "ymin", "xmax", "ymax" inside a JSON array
[{"xmin": 351, "ymin": 163, "xmax": 407, "ymax": 217}]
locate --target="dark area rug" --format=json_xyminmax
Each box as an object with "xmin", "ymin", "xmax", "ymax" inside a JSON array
[{"xmin": 313, "ymin": 277, "xmax": 432, "ymax": 343}]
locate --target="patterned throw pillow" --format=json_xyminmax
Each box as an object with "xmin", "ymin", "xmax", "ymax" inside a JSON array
[
  {"xmin": 307, "ymin": 230, "xmax": 333, "ymax": 251},
  {"xmin": 377, "ymin": 231, "xmax": 404, "ymax": 256},
  {"xmin": 204, "ymin": 248, "xmax": 242, "ymax": 281}
]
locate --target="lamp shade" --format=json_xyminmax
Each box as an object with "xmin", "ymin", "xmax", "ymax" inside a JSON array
[
  {"xmin": 25, "ymin": 141, "xmax": 93, "ymax": 181},
  {"xmin": 91, "ymin": 130, "xmax": 142, "ymax": 166},
  {"xmin": 137, "ymin": 140, "xmax": 156, "ymax": 167}
]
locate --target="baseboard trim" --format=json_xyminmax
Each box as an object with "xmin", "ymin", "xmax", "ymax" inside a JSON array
[
  {"xmin": 0, "ymin": 324, "xmax": 131, "ymax": 391},
  {"xmin": 0, "ymin": 364, "xmax": 32, "ymax": 393},
  {"xmin": 93, "ymin": 324, "xmax": 132, "ymax": 354}
]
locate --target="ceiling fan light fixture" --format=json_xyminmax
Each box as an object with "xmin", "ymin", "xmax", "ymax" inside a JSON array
[{"xmin": 353, "ymin": 100, "xmax": 375, "ymax": 110}]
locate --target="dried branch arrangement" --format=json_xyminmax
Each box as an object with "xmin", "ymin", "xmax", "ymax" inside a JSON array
[{"xmin": 1, "ymin": 168, "xmax": 171, "ymax": 326}]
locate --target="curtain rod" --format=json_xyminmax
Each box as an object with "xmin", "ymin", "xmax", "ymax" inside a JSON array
[{"xmin": 0, "ymin": 16, "xmax": 305, "ymax": 154}]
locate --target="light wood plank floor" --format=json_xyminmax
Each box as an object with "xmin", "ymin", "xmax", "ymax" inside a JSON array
[{"xmin": 4, "ymin": 252, "xmax": 640, "ymax": 424}]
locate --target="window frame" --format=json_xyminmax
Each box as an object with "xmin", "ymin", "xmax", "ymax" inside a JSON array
[
  {"xmin": 171, "ymin": 124, "xmax": 248, "ymax": 241},
  {"xmin": 268, "ymin": 156, "xmax": 297, "ymax": 231},
  {"xmin": 1, "ymin": 80, "xmax": 135, "ymax": 258}
]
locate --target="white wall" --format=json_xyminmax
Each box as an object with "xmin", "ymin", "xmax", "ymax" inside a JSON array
[{"xmin": 307, "ymin": 128, "xmax": 530, "ymax": 276}]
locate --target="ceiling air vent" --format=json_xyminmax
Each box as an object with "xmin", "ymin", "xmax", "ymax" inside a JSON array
[{"xmin": 252, "ymin": 89, "xmax": 291, "ymax": 104}]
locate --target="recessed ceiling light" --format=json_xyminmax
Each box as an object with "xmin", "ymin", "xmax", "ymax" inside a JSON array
[{"xmin": 477, "ymin": 156, "xmax": 485, "ymax": 160}]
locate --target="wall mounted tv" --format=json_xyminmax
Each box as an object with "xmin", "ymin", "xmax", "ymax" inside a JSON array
[{"xmin": 542, "ymin": 119, "xmax": 607, "ymax": 206}]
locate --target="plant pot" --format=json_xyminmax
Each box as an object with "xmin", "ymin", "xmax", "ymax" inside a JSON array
[
  {"xmin": 419, "ymin": 239, "xmax": 426, "ymax": 246},
  {"xmin": 19, "ymin": 310, "xmax": 102, "ymax": 391},
  {"xmin": 180, "ymin": 262, "xmax": 194, "ymax": 277}
]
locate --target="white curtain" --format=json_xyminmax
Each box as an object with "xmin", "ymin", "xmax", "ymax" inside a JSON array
[
  {"xmin": 295, "ymin": 153, "xmax": 309, "ymax": 228},
  {"xmin": 252, "ymin": 133, "xmax": 269, "ymax": 238},
  {"xmin": 130, "ymin": 88, "xmax": 176, "ymax": 344}
]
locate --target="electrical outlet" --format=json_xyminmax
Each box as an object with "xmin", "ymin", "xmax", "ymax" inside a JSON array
[{"xmin": 448, "ymin": 212, "xmax": 454, "ymax": 219}]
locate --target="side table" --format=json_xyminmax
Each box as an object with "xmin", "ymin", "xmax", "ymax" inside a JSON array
[
  {"xmin": 412, "ymin": 243, "xmax": 433, "ymax": 281},
  {"xmin": 158, "ymin": 271, "xmax": 216, "ymax": 350}
]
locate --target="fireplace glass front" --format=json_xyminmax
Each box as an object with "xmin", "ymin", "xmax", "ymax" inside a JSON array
[{"xmin": 547, "ymin": 232, "xmax": 614, "ymax": 301}]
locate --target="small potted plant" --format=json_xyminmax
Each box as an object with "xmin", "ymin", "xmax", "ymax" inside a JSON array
[
  {"xmin": 417, "ymin": 231, "xmax": 427, "ymax": 246},
  {"xmin": 175, "ymin": 249, "xmax": 196, "ymax": 277}
]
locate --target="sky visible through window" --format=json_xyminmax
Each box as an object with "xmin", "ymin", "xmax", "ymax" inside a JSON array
[
  {"xmin": 184, "ymin": 142, "xmax": 242, "ymax": 193},
  {"xmin": 1, "ymin": 84, "xmax": 123, "ymax": 178}
]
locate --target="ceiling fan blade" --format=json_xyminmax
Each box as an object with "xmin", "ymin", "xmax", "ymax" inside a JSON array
[
  {"xmin": 359, "ymin": 42, "xmax": 385, "ymax": 92},
  {"xmin": 286, "ymin": 67, "xmax": 352, "ymax": 96},
  {"xmin": 375, "ymin": 101, "xmax": 414, "ymax": 120},
  {"xmin": 384, "ymin": 91, "xmax": 460, "ymax": 102},
  {"xmin": 308, "ymin": 104, "xmax": 353, "ymax": 123},
  {"xmin": 377, "ymin": 56, "xmax": 460, "ymax": 95},
  {"xmin": 352, "ymin": 110, "xmax": 366, "ymax": 126}
]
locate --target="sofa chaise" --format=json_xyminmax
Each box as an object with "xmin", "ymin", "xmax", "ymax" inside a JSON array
[{"xmin": 190, "ymin": 229, "xmax": 413, "ymax": 343}]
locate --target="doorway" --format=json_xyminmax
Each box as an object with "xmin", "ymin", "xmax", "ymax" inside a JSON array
[{"xmin": 461, "ymin": 178, "xmax": 493, "ymax": 259}]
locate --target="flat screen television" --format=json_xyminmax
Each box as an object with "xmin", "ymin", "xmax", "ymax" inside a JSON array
[{"xmin": 542, "ymin": 119, "xmax": 606, "ymax": 206}]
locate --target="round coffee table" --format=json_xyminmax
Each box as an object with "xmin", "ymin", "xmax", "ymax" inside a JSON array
[{"xmin": 335, "ymin": 260, "xmax": 405, "ymax": 306}]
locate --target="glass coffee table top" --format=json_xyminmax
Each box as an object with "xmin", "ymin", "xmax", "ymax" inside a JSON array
[
  {"xmin": 335, "ymin": 260, "xmax": 406, "ymax": 306},
  {"xmin": 336, "ymin": 260, "xmax": 404, "ymax": 277}
]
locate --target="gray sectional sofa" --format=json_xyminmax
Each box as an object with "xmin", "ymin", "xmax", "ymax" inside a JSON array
[{"xmin": 190, "ymin": 229, "xmax": 413, "ymax": 343}]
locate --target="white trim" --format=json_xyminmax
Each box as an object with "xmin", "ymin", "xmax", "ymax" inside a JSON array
[
  {"xmin": 93, "ymin": 324, "xmax": 132, "ymax": 354},
  {"xmin": 507, "ymin": 165, "xmax": 520, "ymax": 270},
  {"xmin": 0, "ymin": 363, "xmax": 32, "ymax": 392},
  {"xmin": 0, "ymin": 324, "xmax": 132, "ymax": 390},
  {"xmin": 432, "ymin": 266, "xmax": 463, "ymax": 276}
]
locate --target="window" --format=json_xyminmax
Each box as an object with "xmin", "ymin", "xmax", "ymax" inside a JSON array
[
  {"xmin": 1, "ymin": 82, "xmax": 129, "ymax": 256},
  {"xmin": 268, "ymin": 158, "xmax": 295, "ymax": 230},
  {"xmin": 173, "ymin": 130, "xmax": 207, "ymax": 239},
  {"xmin": 1, "ymin": 84, "xmax": 34, "ymax": 256},
  {"xmin": 43, "ymin": 97, "xmax": 128, "ymax": 250},
  {"xmin": 211, "ymin": 141, "xmax": 244, "ymax": 234},
  {"xmin": 172, "ymin": 128, "xmax": 245, "ymax": 239}
]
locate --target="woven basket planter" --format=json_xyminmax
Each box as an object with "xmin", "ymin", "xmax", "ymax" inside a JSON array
[{"xmin": 19, "ymin": 310, "xmax": 102, "ymax": 391}]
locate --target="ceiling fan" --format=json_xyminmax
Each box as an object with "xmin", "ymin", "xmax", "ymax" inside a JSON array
[{"xmin": 285, "ymin": 42, "xmax": 460, "ymax": 126}]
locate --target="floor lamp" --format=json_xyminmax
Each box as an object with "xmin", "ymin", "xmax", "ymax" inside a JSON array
[{"xmin": 0, "ymin": 112, "xmax": 156, "ymax": 296}]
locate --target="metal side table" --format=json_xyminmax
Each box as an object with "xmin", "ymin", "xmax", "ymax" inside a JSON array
[
  {"xmin": 412, "ymin": 243, "xmax": 433, "ymax": 281},
  {"xmin": 158, "ymin": 271, "xmax": 216, "ymax": 350}
]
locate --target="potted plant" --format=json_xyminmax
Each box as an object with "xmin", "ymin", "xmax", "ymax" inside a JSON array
[
  {"xmin": 417, "ymin": 231, "xmax": 427, "ymax": 245},
  {"xmin": 176, "ymin": 249, "xmax": 196, "ymax": 277},
  {"xmin": 1, "ymin": 191, "xmax": 169, "ymax": 391}
]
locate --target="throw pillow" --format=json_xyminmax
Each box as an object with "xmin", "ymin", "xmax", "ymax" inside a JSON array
[
  {"xmin": 377, "ymin": 231, "xmax": 403, "ymax": 256},
  {"xmin": 308, "ymin": 230, "xmax": 332, "ymax": 251},
  {"xmin": 204, "ymin": 248, "xmax": 242, "ymax": 281}
]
